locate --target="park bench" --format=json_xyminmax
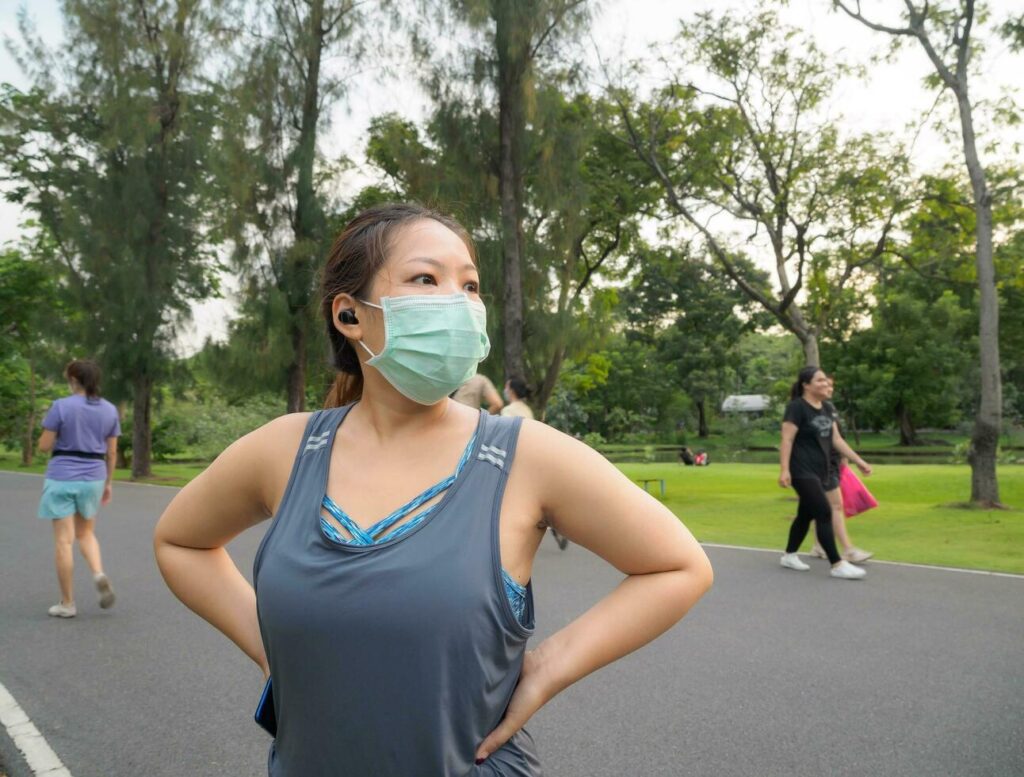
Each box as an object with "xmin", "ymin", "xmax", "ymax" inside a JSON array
[{"xmin": 636, "ymin": 478, "xmax": 666, "ymax": 498}]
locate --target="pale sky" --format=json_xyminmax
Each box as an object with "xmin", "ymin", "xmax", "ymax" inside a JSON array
[{"xmin": 2, "ymin": 0, "xmax": 1022, "ymax": 353}]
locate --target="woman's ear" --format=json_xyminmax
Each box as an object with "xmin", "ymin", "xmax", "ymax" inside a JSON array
[{"xmin": 331, "ymin": 294, "xmax": 362, "ymax": 339}]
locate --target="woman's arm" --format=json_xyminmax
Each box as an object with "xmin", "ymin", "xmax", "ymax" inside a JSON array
[
  {"xmin": 101, "ymin": 436, "xmax": 117, "ymax": 505},
  {"xmin": 153, "ymin": 414, "xmax": 308, "ymax": 677},
  {"xmin": 38, "ymin": 429, "xmax": 56, "ymax": 453},
  {"xmin": 779, "ymin": 422, "xmax": 797, "ymax": 487},
  {"xmin": 832, "ymin": 425, "xmax": 871, "ymax": 475},
  {"xmin": 476, "ymin": 421, "xmax": 713, "ymax": 762}
]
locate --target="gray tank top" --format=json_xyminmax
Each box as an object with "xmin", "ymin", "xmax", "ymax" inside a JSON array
[{"xmin": 253, "ymin": 405, "xmax": 543, "ymax": 777}]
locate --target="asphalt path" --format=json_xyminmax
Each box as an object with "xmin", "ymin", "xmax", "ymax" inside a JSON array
[{"xmin": 1, "ymin": 470, "xmax": 1022, "ymax": 777}]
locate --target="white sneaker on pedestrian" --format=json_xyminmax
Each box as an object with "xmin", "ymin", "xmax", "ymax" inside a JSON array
[
  {"xmin": 830, "ymin": 560, "xmax": 867, "ymax": 580},
  {"xmin": 94, "ymin": 573, "xmax": 115, "ymax": 609},
  {"xmin": 780, "ymin": 553, "xmax": 810, "ymax": 571},
  {"xmin": 843, "ymin": 547, "xmax": 873, "ymax": 564},
  {"xmin": 48, "ymin": 602, "xmax": 77, "ymax": 618},
  {"xmin": 809, "ymin": 543, "xmax": 827, "ymax": 559}
]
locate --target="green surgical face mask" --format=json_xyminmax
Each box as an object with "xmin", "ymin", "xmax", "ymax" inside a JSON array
[{"xmin": 356, "ymin": 293, "xmax": 491, "ymax": 405}]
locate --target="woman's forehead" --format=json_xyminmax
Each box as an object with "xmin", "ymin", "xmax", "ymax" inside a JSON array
[{"xmin": 388, "ymin": 219, "xmax": 473, "ymax": 266}]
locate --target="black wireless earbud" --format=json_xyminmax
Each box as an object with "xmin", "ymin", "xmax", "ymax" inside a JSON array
[{"xmin": 338, "ymin": 309, "xmax": 359, "ymax": 325}]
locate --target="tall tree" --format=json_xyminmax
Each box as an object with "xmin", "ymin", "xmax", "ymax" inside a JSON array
[
  {"xmin": 1, "ymin": 1, "xmax": 228, "ymax": 477},
  {"xmin": 834, "ymin": 0, "xmax": 1010, "ymax": 505},
  {"xmin": 520, "ymin": 89, "xmax": 653, "ymax": 416},
  {"xmin": 360, "ymin": 86, "xmax": 647, "ymax": 415},
  {"xmin": 440, "ymin": 0, "xmax": 590, "ymax": 379},
  {"xmin": 610, "ymin": 7, "xmax": 906, "ymax": 366},
  {"xmin": 221, "ymin": 0, "xmax": 364, "ymax": 412}
]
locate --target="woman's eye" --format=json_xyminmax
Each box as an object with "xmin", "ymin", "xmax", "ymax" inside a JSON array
[
  {"xmin": 412, "ymin": 274, "xmax": 436, "ymax": 285},
  {"xmin": 464, "ymin": 281, "xmax": 480, "ymax": 293}
]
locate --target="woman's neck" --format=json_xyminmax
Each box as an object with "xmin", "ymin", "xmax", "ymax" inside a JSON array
[
  {"xmin": 348, "ymin": 389, "xmax": 459, "ymax": 443},
  {"xmin": 802, "ymin": 394, "xmax": 823, "ymax": 409}
]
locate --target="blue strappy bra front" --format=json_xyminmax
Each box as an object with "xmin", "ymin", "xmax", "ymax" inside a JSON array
[{"xmin": 318, "ymin": 432, "xmax": 528, "ymax": 624}]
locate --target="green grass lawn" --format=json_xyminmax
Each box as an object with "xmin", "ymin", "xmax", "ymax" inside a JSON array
[
  {"xmin": 4, "ymin": 451, "xmax": 1021, "ymax": 574},
  {"xmin": 620, "ymin": 462, "xmax": 1024, "ymax": 574},
  {"xmin": 0, "ymin": 452, "xmax": 205, "ymax": 487}
]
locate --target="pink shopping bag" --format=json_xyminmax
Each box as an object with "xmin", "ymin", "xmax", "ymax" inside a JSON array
[{"xmin": 839, "ymin": 463, "xmax": 878, "ymax": 518}]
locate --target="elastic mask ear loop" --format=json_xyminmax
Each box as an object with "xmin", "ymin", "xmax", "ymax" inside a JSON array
[{"xmin": 355, "ymin": 298, "xmax": 384, "ymax": 359}]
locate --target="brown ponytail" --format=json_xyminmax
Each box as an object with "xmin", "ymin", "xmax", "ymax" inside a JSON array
[
  {"xmin": 319, "ymin": 203, "xmax": 477, "ymax": 409},
  {"xmin": 65, "ymin": 359, "xmax": 102, "ymax": 400}
]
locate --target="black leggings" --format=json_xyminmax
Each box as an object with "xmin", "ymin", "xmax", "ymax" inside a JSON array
[{"xmin": 786, "ymin": 478, "xmax": 841, "ymax": 564}]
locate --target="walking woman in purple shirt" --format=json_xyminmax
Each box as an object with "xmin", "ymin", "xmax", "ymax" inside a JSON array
[{"xmin": 37, "ymin": 360, "xmax": 120, "ymax": 617}]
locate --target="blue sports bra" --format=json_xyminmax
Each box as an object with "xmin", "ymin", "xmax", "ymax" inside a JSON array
[{"xmin": 318, "ymin": 432, "xmax": 528, "ymax": 623}]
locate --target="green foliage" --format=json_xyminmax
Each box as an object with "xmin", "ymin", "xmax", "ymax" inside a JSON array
[
  {"xmin": 150, "ymin": 393, "xmax": 283, "ymax": 462},
  {"xmin": 546, "ymin": 336, "xmax": 682, "ymax": 442},
  {"xmin": 0, "ymin": 243, "xmax": 72, "ymax": 453},
  {"xmin": 831, "ymin": 284, "xmax": 973, "ymax": 441},
  {"xmin": 623, "ymin": 246, "xmax": 767, "ymax": 435}
]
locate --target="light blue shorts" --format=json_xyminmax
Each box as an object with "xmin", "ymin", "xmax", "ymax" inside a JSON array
[{"xmin": 38, "ymin": 479, "xmax": 105, "ymax": 519}]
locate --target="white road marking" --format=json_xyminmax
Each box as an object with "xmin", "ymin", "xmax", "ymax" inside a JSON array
[
  {"xmin": 0, "ymin": 680, "xmax": 73, "ymax": 777},
  {"xmin": 701, "ymin": 542, "xmax": 1024, "ymax": 580}
]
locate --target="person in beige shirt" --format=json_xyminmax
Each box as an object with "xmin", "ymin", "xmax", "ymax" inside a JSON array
[
  {"xmin": 500, "ymin": 377, "xmax": 534, "ymax": 420},
  {"xmin": 451, "ymin": 373, "xmax": 504, "ymax": 414}
]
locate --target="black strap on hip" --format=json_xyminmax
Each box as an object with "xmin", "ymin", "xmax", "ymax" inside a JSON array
[{"xmin": 51, "ymin": 449, "xmax": 106, "ymax": 460}]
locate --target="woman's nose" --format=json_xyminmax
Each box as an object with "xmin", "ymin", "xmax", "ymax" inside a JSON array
[{"xmin": 437, "ymin": 279, "xmax": 464, "ymax": 295}]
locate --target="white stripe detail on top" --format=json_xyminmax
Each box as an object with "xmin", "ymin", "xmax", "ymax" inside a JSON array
[
  {"xmin": 477, "ymin": 452, "xmax": 505, "ymax": 469},
  {"xmin": 480, "ymin": 444, "xmax": 507, "ymax": 457},
  {"xmin": 304, "ymin": 431, "xmax": 332, "ymax": 453}
]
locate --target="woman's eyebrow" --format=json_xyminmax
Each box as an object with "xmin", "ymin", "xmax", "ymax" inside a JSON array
[{"xmin": 405, "ymin": 256, "xmax": 477, "ymax": 272}]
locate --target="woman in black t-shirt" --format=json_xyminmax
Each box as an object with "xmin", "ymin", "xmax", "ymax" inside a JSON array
[
  {"xmin": 807, "ymin": 378, "xmax": 873, "ymax": 564},
  {"xmin": 778, "ymin": 367, "xmax": 871, "ymax": 580}
]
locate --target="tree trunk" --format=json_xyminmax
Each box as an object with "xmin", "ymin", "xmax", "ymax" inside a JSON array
[
  {"xmin": 21, "ymin": 356, "xmax": 36, "ymax": 466},
  {"xmin": 956, "ymin": 91, "xmax": 1002, "ymax": 506},
  {"xmin": 798, "ymin": 330, "xmax": 820, "ymax": 368},
  {"xmin": 131, "ymin": 373, "xmax": 153, "ymax": 479},
  {"xmin": 117, "ymin": 401, "xmax": 128, "ymax": 469},
  {"xmin": 696, "ymin": 399, "xmax": 709, "ymax": 438},
  {"xmin": 285, "ymin": 0, "xmax": 325, "ymax": 413},
  {"xmin": 896, "ymin": 401, "xmax": 919, "ymax": 447},
  {"xmin": 536, "ymin": 343, "xmax": 566, "ymax": 420},
  {"xmin": 496, "ymin": 5, "xmax": 527, "ymax": 380},
  {"xmin": 286, "ymin": 322, "xmax": 307, "ymax": 413}
]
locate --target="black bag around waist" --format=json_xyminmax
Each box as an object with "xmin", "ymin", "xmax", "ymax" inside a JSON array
[{"xmin": 51, "ymin": 449, "xmax": 106, "ymax": 460}]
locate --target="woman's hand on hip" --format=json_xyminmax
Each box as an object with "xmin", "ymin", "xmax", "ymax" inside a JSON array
[{"xmin": 474, "ymin": 649, "xmax": 552, "ymax": 763}]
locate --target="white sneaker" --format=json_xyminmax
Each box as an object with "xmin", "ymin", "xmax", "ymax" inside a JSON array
[
  {"xmin": 94, "ymin": 573, "xmax": 115, "ymax": 609},
  {"xmin": 48, "ymin": 602, "xmax": 77, "ymax": 618},
  {"xmin": 809, "ymin": 543, "xmax": 827, "ymax": 559},
  {"xmin": 843, "ymin": 547, "xmax": 873, "ymax": 564},
  {"xmin": 830, "ymin": 560, "xmax": 867, "ymax": 580},
  {"xmin": 780, "ymin": 553, "xmax": 810, "ymax": 571}
]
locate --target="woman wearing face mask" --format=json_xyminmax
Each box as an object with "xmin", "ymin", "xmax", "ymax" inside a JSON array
[
  {"xmin": 778, "ymin": 366, "xmax": 871, "ymax": 580},
  {"xmin": 154, "ymin": 203, "xmax": 713, "ymax": 777},
  {"xmin": 500, "ymin": 376, "xmax": 533, "ymax": 420}
]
